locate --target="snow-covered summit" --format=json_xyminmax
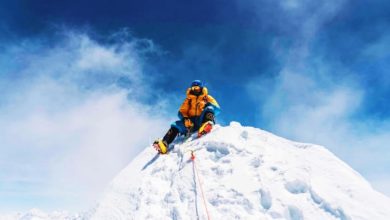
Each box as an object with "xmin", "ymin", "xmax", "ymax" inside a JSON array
[{"xmin": 90, "ymin": 122, "xmax": 390, "ymax": 220}]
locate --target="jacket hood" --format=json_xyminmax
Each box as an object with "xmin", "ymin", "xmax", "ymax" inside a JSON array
[{"xmin": 186, "ymin": 86, "xmax": 208, "ymax": 97}]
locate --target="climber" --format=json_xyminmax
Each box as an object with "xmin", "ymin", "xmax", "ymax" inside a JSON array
[{"xmin": 153, "ymin": 80, "xmax": 221, "ymax": 154}]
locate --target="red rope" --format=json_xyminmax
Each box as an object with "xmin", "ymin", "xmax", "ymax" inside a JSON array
[{"xmin": 191, "ymin": 151, "xmax": 211, "ymax": 220}]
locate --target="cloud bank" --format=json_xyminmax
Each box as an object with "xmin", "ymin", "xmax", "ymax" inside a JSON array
[
  {"xmin": 246, "ymin": 0, "xmax": 390, "ymax": 196},
  {"xmin": 0, "ymin": 29, "xmax": 172, "ymax": 212}
]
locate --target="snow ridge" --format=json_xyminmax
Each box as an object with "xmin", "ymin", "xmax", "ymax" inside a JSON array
[{"xmin": 89, "ymin": 122, "xmax": 390, "ymax": 220}]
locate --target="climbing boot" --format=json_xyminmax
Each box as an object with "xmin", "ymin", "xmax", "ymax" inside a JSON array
[
  {"xmin": 153, "ymin": 139, "xmax": 168, "ymax": 154},
  {"xmin": 198, "ymin": 121, "xmax": 213, "ymax": 138}
]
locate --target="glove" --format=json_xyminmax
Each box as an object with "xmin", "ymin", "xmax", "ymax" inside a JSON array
[{"xmin": 184, "ymin": 117, "xmax": 193, "ymax": 128}]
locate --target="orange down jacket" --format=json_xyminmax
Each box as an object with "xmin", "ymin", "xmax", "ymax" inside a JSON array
[{"xmin": 179, "ymin": 87, "xmax": 220, "ymax": 118}]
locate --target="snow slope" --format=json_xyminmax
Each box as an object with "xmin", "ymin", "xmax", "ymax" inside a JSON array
[
  {"xmin": 89, "ymin": 122, "xmax": 390, "ymax": 220},
  {"xmin": 0, "ymin": 209, "xmax": 83, "ymax": 220}
]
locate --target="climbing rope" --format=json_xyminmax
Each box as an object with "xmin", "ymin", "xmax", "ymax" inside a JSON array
[{"xmin": 191, "ymin": 151, "xmax": 211, "ymax": 220}]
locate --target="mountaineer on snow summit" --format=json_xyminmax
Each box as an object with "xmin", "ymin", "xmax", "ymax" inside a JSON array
[{"xmin": 153, "ymin": 80, "xmax": 221, "ymax": 154}]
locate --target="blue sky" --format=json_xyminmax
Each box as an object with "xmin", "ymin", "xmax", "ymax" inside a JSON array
[{"xmin": 0, "ymin": 0, "xmax": 389, "ymax": 213}]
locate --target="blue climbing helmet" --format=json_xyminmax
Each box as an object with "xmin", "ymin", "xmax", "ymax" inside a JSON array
[
  {"xmin": 190, "ymin": 80, "xmax": 203, "ymax": 95},
  {"xmin": 191, "ymin": 80, "xmax": 203, "ymax": 88}
]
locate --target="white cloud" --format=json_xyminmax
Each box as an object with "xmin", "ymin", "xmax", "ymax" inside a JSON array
[
  {"xmin": 0, "ymin": 30, "xmax": 171, "ymax": 212},
  {"xmin": 247, "ymin": 0, "xmax": 390, "ymax": 197}
]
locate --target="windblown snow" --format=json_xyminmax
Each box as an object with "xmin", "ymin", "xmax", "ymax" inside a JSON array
[
  {"xmin": 89, "ymin": 122, "xmax": 390, "ymax": 220},
  {"xmin": 4, "ymin": 122, "xmax": 390, "ymax": 220}
]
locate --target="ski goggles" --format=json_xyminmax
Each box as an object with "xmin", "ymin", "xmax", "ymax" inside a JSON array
[{"xmin": 191, "ymin": 85, "xmax": 201, "ymax": 91}]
